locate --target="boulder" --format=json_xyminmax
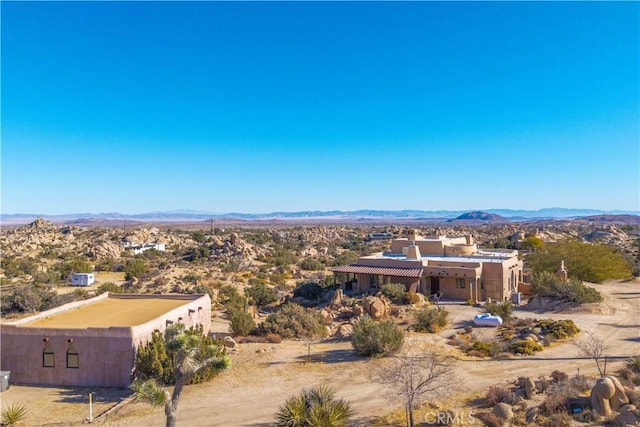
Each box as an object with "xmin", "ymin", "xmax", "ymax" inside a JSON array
[
  {"xmin": 330, "ymin": 289, "xmax": 344, "ymax": 308},
  {"xmin": 493, "ymin": 403, "xmax": 513, "ymax": 420},
  {"xmin": 223, "ymin": 336, "xmax": 237, "ymax": 349},
  {"xmin": 364, "ymin": 296, "xmax": 388, "ymax": 319},
  {"xmin": 524, "ymin": 377, "xmax": 537, "ymax": 399}
]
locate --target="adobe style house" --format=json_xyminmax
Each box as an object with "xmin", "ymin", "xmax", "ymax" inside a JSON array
[
  {"xmin": 329, "ymin": 231, "xmax": 523, "ymax": 302},
  {"xmin": 0, "ymin": 293, "xmax": 211, "ymax": 387}
]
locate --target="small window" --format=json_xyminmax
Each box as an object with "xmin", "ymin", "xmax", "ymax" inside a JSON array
[
  {"xmin": 456, "ymin": 278, "xmax": 465, "ymax": 289},
  {"xmin": 43, "ymin": 348, "xmax": 55, "ymax": 368},
  {"xmin": 67, "ymin": 349, "xmax": 79, "ymax": 369}
]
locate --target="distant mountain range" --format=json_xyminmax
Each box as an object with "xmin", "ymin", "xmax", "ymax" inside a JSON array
[{"xmin": 2, "ymin": 208, "xmax": 638, "ymax": 223}]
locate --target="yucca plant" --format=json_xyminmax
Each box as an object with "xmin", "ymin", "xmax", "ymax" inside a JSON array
[
  {"xmin": 275, "ymin": 384, "xmax": 353, "ymax": 427},
  {"xmin": 1, "ymin": 403, "xmax": 28, "ymax": 427},
  {"xmin": 626, "ymin": 355, "xmax": 640, "ymax": 374}
]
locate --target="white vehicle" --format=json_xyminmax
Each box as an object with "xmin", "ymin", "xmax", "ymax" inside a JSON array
[{"xmin": 473, "ymin": 313, "xmax": 503, "ymax": 327}]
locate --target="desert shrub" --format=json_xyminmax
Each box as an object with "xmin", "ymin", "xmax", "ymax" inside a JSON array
[
  {"xmin": 541, "ymin": 392, "xmax": 570, "ymax": 415},
  {"xmin": 134, "ymin": 324, "xmax": 225, "ymax": 385},
  {"xmin": 473, "ymin": 412, "xmax": 503, "ymax": 427},
  {"xmin": 526, "ymin": 239, "xmax": 632, "ymax": 283},
  {"xmin": 299, "ymin": 258, "xmax": 325, "ymax": 271},
  {"xmin": 265, "ymin": 333, "xmax": 283, "ymax": 344},
  {"xmin": 626, "ymin": 355, "xmax": 640, "ymax": 373},
  {"xmin": 1, "ymin": 402, "xmax": 28, "ymax": 427},
  {"xmin": 535, "ymin": 319, "xmax": 580, "ymax": 340},
  {"xmin": 293, "ymin": 282, "xmax": 325, "ymax": 301},
  {"xmin": 123, "ymin": 259, "xmax": 148, "ymax": 281},
  {"xmin": 484, "ymin": 300, "xmax": 513, "ymax": 321},
  {"xmin": 531, "ymin": 271, "xmax": 604, "ymax": 303},
  {"xmin": 414, "ymin": 306, "xmax": 449, "ymax": 333},
  {"xmin": 405, "ymin": 291, "xmax": 422, "ymax": 305},
  {"xmin": 511, "ymin": 340, "xmax": 544, "ymax": 355},
  {"xmin": 260, "ymin": 303, "xmax": 326, "ymax": 340},
  {"xmin": 485, "ymin": 384, "xmax": 519, "ymax": 406},
  {"xmin": 542, "ymin": 413, "xmax": 572, "ymax": 427},
  {"xmin": 1, "ymin": 284, "xmax": 63, "ymax": 313},
  {"xmin": 551, "ymin": 370, "xmax": 568, "ymax": 383},
  {"xmin": 380, "ymin": 283, "xmax": 407, "ymax": 303},
  {"xmin": 228, "ymin": 308, "xmax": 256, "ymax": 336},
  {"xmin": 219, "ymin": 285, "xmax": 247, "ymax": 311},
  {"xmin": 351, "ymin": 316, "xmax": 404, "ymax": 357},
  {"xmin": 568, "ymin": 375, "xmax": 592, "ymax": 393},
  {"xmin": 470, "ymin": 341, "xmax": 492, "ymax": 357},
  {"xmin": 245, "ymin": 283, "xmax": 277, "ymax": 308}
]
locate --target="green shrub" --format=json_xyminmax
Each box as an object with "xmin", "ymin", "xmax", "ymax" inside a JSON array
[
  {"xmin": 275, "ymin": 384, "xmax": 354, "ymax": 427},
  {"xmin": 414, "ymin": 306, "xmax": 449, "ymax": 333},
  {"xmin": 531, "ymin": 272, "xmax": 603, "ymax": 303},
  {"xmin": 228, "ymin": 308, "xmax": 256, "ymax": 336},
  {"xmin": 380, "ymin": 283, "xmax": 407, "ymax": 303},
  {"xmin": 135, "ymin": 325, "xmax": 225, "ymax": 385},
  {"xmin": 351, "ymin": 316, "xmax": 404, "ymax": 357},
  {"xmin": 526, "ymin": 239, "xmax": 632, "ymax": 283},
  {"xmin": 535, "ymin": 319, "xmax": 580, "ymax": 340},
  {"xmin": 260, "ymin": 303, "xmax": 326, "ymax": 340},
  {"xmin": 299, "ymin": 258, "xmax": 325, "ymax": 271},
  {"xmin": 511, "ymin": 340, "xmax": 544, "ymax": 355},
  {"xmin": 293, "ymin": 282, "xmax": 325, "ymax": 301},
  {"xmin": 245, "ymin": 283, "xmax": 277, "ymax": 308},
  {"xmin": 470, "ymin": 341, "xmax": 492, "ymax": 357},
  {"xmin": 484, "ymin": 301, "xmax": 513, "ymax": 321}
]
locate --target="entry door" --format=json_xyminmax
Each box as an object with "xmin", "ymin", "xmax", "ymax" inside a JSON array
[{"xmin": 431, "ymin": 276, "xmax": 440, "ymax": 294}]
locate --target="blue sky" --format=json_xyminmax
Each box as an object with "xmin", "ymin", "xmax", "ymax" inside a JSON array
[{"xmin": 2, "ymin": 2, "xmax": 638, "ymax": 214}]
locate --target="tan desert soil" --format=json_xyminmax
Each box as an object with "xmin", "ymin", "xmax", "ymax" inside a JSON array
[{"xmin": 2, "ymin": 279, "xmax": 638, "ymax": 426}]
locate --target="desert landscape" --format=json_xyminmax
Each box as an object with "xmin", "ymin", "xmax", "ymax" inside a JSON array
[{"xmin": 1, "ymin": 215, "xmax": 639, "ymax": 426}]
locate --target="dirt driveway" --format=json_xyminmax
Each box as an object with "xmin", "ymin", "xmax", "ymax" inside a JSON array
[{"xmin": 3, "ymin": 279, "xmax": 638, "ymax": 426}]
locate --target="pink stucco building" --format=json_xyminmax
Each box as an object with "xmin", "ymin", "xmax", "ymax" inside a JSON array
[
  {"xmin": 0, "ymin": 293, "xmax": 211, "ymax": 387},
  {"xmin": 330, "ymin": 231, "xmax": 523, "ymax": 302}
]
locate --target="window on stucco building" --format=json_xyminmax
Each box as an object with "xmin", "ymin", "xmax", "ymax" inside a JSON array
[
  {"xmin": 43, "ymin": 348, "xmax": 55, "ymax": 368},
  {"xmin": 67, "ymin": 349, "xmax": 79, "ymax": 369},
  {"xmin": 456, "ymin": 278, "xmax": 465, "ymax": 288}
]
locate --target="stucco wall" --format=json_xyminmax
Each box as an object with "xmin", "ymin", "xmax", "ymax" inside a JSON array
[
  {"xmin": 0, "ymin": 294, "xmax": 212, "ymax": 388},
  {"xmin": 1, "ymin": 325, "xmax": 135, "ymax": 387}
]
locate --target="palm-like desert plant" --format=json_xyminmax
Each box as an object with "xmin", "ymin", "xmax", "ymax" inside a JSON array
[
  {"xmin": 132, "ymin": 324, "xmax": 231, "ymax": 427},
  {"xmin": 275, "ymin": 384, "xmax": 353, "ymax": 427},
  {"xmin": 1, "ymin": 403, "xmax": 28, "ymax": 426}
]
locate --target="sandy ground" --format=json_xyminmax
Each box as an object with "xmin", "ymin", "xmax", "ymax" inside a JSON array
[{"xmin": 2, "ymin": 279, "xmax": 638, "ymax": 426}]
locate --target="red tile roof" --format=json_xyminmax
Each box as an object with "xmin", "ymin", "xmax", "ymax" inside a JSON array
[{"xmin": 328, "ymin": 265, "xmax": 423, "ymax": 278}]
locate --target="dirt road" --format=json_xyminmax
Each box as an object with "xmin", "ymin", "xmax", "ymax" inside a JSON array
[{"xmin": 3, "ymin": 280, "xmax": 638, "ymax": 426}]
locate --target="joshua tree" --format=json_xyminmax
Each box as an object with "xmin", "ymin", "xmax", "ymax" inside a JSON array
[
  {"xmin": 275, "ymin": 384, "xmax": 354, "ymax": 427},
  {"xmin": 131, "ymin": 324, "xmax": 231, "ymax": 427}
]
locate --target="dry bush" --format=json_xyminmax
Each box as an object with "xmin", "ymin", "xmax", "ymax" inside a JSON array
[
  {"xmin": 265, "ymin": 333, "xmax": 282, "ymax": 343},
  {"xmin": 237, "ymin": 335, "xmax": 268, "ymax": 343},
  {"xmin": 473, "ymin": 412, "xmax": 503, "ymax": 427},
  {"xmin": 542, "ymin": 413, "xmax": 572, "ymax": 427},
  {"xmin": 568, "ymin": 374, "xmax": 593, "ymax": 393},
  {"xmin": 485, "ymin": 384, "xmax": 519, "ymax": 406},
  {"xmin": 551, "ymin": 370, "xmax": 568, "ymax": 383}
]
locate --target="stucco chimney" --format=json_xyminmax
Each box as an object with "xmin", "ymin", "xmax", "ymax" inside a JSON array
[
  {"xmin": 465, "ymin": 234, "xmax": 474, "ymax": 245},
  {"xmin": 406, "ymin": 245, "xmax": 421, "ymax": 260},
  {"xmin": 408, "ymin": 229, "xmax": 419, "ymax": 241}
]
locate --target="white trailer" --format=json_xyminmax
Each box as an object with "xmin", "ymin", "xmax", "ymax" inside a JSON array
[{"xmin": 71, "ymin": 273, "xmax": 95, "ymax": 287}]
